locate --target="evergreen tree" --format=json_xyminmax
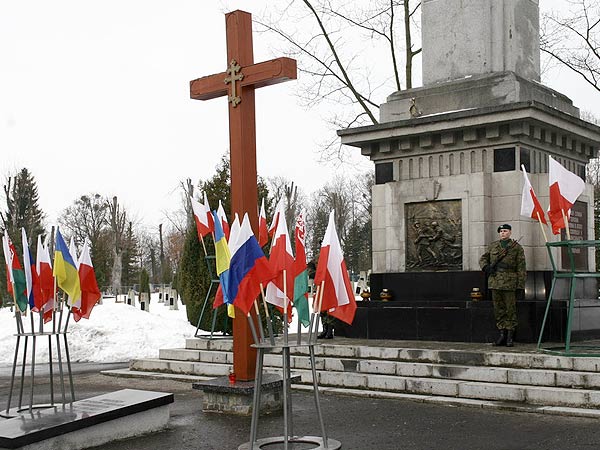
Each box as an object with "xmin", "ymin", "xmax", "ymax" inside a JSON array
[
  {"xmin": 139, "ymin": 268, "xmax": 151, "ymax": 302},
  {"xmin": 178, "ymin": 153, "xmax": 272, "ymax": 332},
  {"xmin": 1, "ymin": 168, "xmax": 45, "ymax": 305}
]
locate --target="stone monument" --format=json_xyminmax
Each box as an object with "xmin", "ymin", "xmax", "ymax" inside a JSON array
[{"xmin": 338, "ymin": 0, "xmax": 600, "ymax": 342}]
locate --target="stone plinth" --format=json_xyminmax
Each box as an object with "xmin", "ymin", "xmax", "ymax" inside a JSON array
[
  {"xmin": 0, "ymin": 389, "xmax": 172, "ymax": 450},
  {"xmin": 193, "ymin": 373, "xmax": 300, "ymax": 416},
  {"xmin": 422, "ymin": 0, "xmax": 540, "ymax": 85}
]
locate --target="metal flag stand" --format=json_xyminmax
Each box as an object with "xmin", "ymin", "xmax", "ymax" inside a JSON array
[
  {"xmin": 194, "ymin": 254, "xmax": 232, "ymax": 339},
  {"xmin": 537, "ymin": 240, "xmax": 600, "ymax": 357},
  {"xmin": 3, "ymin": 290, "xmax": 76, "ymax": 419},
  {"xmin": 238, "ymin": 280, "xmax": 342, "ymax": 450}
]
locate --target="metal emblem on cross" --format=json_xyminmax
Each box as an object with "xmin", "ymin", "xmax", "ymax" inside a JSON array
[{"xmin": 224, "ymin": 59, "xmax": 244, "ymax": 107}]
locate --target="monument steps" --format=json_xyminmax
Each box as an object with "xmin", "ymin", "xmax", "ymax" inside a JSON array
[{"xmin": 102, "ymin": 338, "xmax": 600, "ymax": 417}]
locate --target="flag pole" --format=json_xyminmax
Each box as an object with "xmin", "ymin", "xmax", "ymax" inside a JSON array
[
  {"xmin": 200, "ymin": 235, "xmax": 208, "ymax": 257},
  {"xmin": 283, "ymin": 269, "xmax": 288, "ymax": 345},
  {"xmin": 259, "ymin": 283, "xmax": 275, "ymax": 346},
  {"xmin": 312, "ymin": 281, "xmax": 325, "ymax": 344},
  {"xmin": 561, "ymin": 209, "xmax": 571, "ymax": 240},
  {"xmin": 536, "ymin": 212, "xmax": 548, "ymax": 243},
  {"xmin": 308, "ymin": 284, "xmax": 320, "ymax": 343},
  {"xmin": 246, "ymin": 311, "xmax": 260, "ymax": 346},
  {"xmin": 253, "ymin": 300, "xmax": 265, "ymax": 343}
]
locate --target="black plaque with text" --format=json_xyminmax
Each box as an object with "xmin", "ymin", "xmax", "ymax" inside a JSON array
[{"xmin": 560, "ymin": 201, "xmax": 588, "ymax": 271}]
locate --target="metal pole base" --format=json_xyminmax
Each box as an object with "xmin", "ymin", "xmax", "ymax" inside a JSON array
[
  {"xmin": 238, "ymin": 436, "xmax": 342, "ymax": 450},
  {"xmin": 0, "ymin": 403, "xmax": 56, "ymax": 419}
]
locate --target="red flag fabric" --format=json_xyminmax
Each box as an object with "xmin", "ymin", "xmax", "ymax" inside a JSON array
[
  {"xmin": 548, "ymin": 156, "xmax": 585, "ymax": 235},
  {"xmin": 314, "ymin": 211, "xmax": 357, "ymax": 325},
  {"xmin": 268, "ymin": 199, "xmax": 283, "ymax": 238},
  {"xmin": 191, "ymin": 194, "xmax": 214, "ymax": 239},
  {"xmin": 265, "ymin": 205, "xmax": 294, "ymax": 319},
  {"xmin": 72, "ymin": 241, "xmax": 101, "ymax": 321},
  {"xmin": 258, "ymin": 198, "xmax": 268, "ymax": 248},
  {"xmin": 217, "ymin": 201, "xmax": 230, "ymax": 241},
  {"xmin": 36, "ymin": 235, "xmax": 55, "ymax": 319},
  {"xmin": 520, "ymin": 165, "xmax": 547, "ymax": 224}
]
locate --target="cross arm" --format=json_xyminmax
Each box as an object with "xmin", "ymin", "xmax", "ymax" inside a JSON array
[
  {"xmin": 190, "ymin": 71, "xmax": 229, "ymax": 101},
  {"xmin": 190, "ymin": 57, "xmax": 297, "ymax": 101},
  {"xmin": 239, "ymin": 57, "xmax": 297, "ymax": 89}
]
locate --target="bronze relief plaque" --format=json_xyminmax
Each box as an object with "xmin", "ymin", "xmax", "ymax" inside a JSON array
[{"xmin": 406, "ymin": 200, "xmax": 462, "ymax": 271}]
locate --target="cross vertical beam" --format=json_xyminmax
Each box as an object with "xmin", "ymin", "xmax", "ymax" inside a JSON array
[{"xmin": 190, "ymin": 10, "xmax": 297, "ymax": 381}]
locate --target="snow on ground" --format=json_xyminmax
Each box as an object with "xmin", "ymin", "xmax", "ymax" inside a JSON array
[
  {"xmin": 0, "ymin": 293, "xmax": 308, "ymax": 366},
  {"xmin": 0, "ymin": 293, "xmax": 197, "ymax": 365}
]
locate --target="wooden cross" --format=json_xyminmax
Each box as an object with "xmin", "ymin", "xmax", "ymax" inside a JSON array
[{"xmin": 190, "ymin": 10, "xmax": 297, "ymax": 381}]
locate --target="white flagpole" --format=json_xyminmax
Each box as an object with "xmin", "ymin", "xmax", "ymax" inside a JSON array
[
  {"xmin": 536, "ymin": 212, "xmax": 548, "ymax": 243},
  {"xmin": 561, "ymin": 209, "xmax": 571, "ymax": 240}
]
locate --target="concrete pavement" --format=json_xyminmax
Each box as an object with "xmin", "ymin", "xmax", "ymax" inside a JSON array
[{"xmin": 2, "ymin": 364, "xmax": 600, "ymax": 449}]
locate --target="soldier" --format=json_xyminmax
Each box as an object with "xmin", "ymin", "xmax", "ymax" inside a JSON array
[{"xmin": 479, "ymin": 224, "xmax": 526, "ymax": 347}]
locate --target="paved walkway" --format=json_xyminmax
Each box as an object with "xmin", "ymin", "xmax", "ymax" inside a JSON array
[{"xmin": 3, "ymin": 347, "xmax": 600, "ymax": 449}]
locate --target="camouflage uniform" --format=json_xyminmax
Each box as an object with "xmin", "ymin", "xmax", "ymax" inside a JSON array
[{"xmin": 479, "ymin": 239, "xmax": 526, "ymax": 331}]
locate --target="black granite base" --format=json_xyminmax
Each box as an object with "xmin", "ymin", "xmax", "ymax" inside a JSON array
[
  {"xmin": 336, "ymin": 271, "xmax": 600, "ymax": 343},
  {"xmin": 0, "ymin": 389, "xmax": 173, "ymax": 449}
]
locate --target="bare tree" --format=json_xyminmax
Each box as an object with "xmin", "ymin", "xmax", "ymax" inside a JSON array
[
  {"xmin": 541, "ymin": 0, "xmax": 600, "ymax": 92},
  {"xmin": 108, "ymin": 196, "xmax": 128, "ymax": 294},
  {"xmin": 256, "ymin": 0, "xmax": 421, "ymax": 161}
]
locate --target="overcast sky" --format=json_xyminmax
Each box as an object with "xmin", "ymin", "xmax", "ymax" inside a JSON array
[{"xmin": 0, "ymin": 0, "xmax": 597, "ymax": 233}]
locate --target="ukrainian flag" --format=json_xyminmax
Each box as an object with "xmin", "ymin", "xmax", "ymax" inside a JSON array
[
  {"xmin": 54, "ymin": 229, "xmax": 81, "ymax": 303},
  {"xmin": 213, "ymin": 211, "xmax": 234, "ymax": 318}
]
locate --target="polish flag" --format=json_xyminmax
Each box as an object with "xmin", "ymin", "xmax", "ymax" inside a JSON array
[
  {"xmin": 258, "ymin": 198, "xmax": 268, "ymax": 248},
  {"xmin": 520, "ymin": 165, "xmax": 547, "ymax": 224},
  {"xmin": 314, "ymin": 211, "xmax": 357, "ymax": 325},
  {"xmin": 265, "ymin": 206, "xmax": 294, "ymax": 318},
  {"xmin": 2, "ymin": 234, "xmax": 14, "ymax": 296},
  {"xmin": 72, "ymin": 240, "xmax": 101, "ymax": 322},
  {"xmin": 217, "ymin": 200, "xmax": 230, "ymax": 241},
  {"xmin": 190, "ymin": 193, "xmax": 214, "ymax": 238},
  {"xmin": 548, "ymin": 156, "xmax": 585, "ymax": 235},
  {"xmin": 36, "ymin": 235, "xmax": 55, "ymax": 322},
  {"xmin": 268, "ymin": 199, "xmax": 284, "ymax": 238}
]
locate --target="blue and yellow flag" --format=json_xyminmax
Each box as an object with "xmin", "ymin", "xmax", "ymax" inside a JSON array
[
  {"xmin": 212, "ymin": 211, "xmax": 234, "ymax": 318},
  {"xmin": 54, "ymin": 229, "xmax": 81, "ymax": 303}
]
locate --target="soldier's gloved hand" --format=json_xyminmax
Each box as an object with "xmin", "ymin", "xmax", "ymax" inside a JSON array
[{"xmin": 516, "ymin": 289, "xmax": 525, "ymax": 301}]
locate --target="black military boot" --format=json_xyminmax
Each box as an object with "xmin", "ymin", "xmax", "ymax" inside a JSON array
[
  {"xmin": 324, "ymin": 325, "xmax": 334, "ymax": 339},
  {"xmin": 494, "ymin": 330, "xmax": 507, "ymax": 346},
  {"xmin": 506, "ymin": 330, "xmax": 514, "ymax": 347},
  {"xmin": 317, "ymin": 324, "xmax": 329, "ymax": 339}
]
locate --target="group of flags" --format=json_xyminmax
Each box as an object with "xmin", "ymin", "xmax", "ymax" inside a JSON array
[
  {"xmin": 191, "ymin": 195, "xmax": 357, "ymax": 326},
  {"xmin": 2, "ymin": 228, "xmax": 101, "ymax": 323},
  {"xmin": 520, "ymin": 155, "xmax": 586, "ymax": 236}
]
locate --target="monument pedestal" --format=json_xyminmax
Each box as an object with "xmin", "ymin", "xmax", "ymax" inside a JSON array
[
  {"xmin": 336, "ymin": 271, "xmax": 600, "ymax": 343},
  {"xmin": 192, "ymin": 373, "xmax": 300, "ymax": 416}
]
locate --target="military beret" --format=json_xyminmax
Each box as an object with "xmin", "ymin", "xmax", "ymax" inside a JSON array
[{"xmin": 497, "ymin": 223, "xmax": 512, "ymax": 233}]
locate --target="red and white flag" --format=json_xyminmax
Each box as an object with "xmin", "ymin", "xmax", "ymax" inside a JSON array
[
  {"xmin": 72, "ymin": 240, "xmax": 101, "ymax": 322},
  {"xmin": 2, "ymin": 234, "xmax": 14, "ymax": 295},
  {"xmin": 217, "ymin": 200, "xmax": 230, "ymax": 241},
  {"xmin": 548, "ymin": 156, "xmax": 585, "ymax": 235},
  {"xmin": 36, "ymin": 235, "xmax": 55, "ymax": 321},
  {"xmin": 268, "ymin": 199, "xmax": 284, "ymax": 238},
  {"xmin": 258, "ymin": 198, "xmax": 268, "ymax": 248},
  {"xmin": 520, "ymin": 165, "xmax": 547, "ymax": 224},
  {"xmin": 265, "ymin": 206, "xmax": 294, "ymax": 318},
  {"xmin": 190, "ymin": 193, "xmax": 214, "ymax": 238},
  {"xmin": 314, "ymin": 211, "xmax": 357, "ymax": 325}
]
